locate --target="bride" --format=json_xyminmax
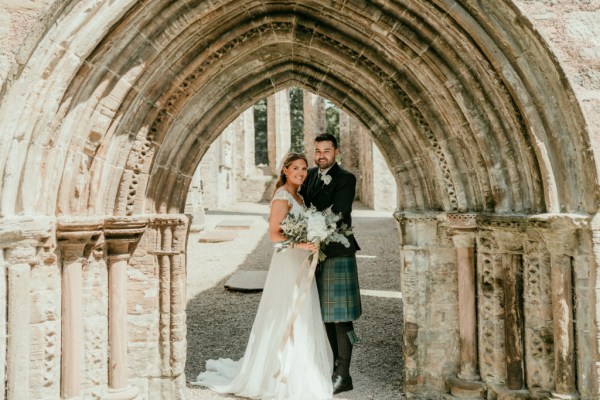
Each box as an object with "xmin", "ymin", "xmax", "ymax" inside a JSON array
[{"xmin": 192, "ymin": 152, "xmax": 334, "ymax": 399}]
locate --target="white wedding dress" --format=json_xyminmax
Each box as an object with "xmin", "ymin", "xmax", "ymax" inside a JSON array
[{"xmin": 192, "ymin": 188, "xmax": 334, "ymax": 400}]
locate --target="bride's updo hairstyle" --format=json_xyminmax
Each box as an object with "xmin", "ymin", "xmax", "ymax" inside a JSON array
[{"xmin": 273, "ymin": 152, "xmax": 308, "ymax": 194}]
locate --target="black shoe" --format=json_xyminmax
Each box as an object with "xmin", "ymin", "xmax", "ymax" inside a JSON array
[{"xmin": 332, "ymin": 373, "xmax": 353, "ymax": 395}]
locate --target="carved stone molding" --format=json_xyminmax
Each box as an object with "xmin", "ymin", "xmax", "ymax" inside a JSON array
[
  {"xmin": 394, "ymin": 211, "xmax": 443, "ymax": 224},
  {"xmin": 476, "ymin": 214, "xmax": 528, "ymax": 231}
]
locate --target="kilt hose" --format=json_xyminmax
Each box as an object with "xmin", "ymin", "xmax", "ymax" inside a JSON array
[{"xmin": 316, "ymin": 255, "xmax": 362, "ymax": 324}]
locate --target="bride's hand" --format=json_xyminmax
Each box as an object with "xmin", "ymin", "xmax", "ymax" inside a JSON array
[{"xmin": 296, "ymin": 242, "xmax": 318, "ymax": 253}]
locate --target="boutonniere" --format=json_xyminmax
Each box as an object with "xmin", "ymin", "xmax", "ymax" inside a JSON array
[{"xmin": 321, "ymin": 174, "xmax": 332, "ymax": 185}]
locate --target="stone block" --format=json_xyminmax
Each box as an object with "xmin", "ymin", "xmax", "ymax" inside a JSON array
[
  {"xmin": 29, "ymin": 321, "xmax": 60, "ymax": 399},
  {"xmin": 83, "ymin": 260, "xmax": 107, "ymax": 288},
  {"xmin": 83, "ymin": 285, "xmax": 108, "ymax": 316},
  {"xmin": 0, "ymin": 12, "xmax": 10, "ymax": 38},
  {"xmin": 197, "ymin": 230, "xmax": 238, "ymax": 242},
  {"xmin": 215, "ymin": 219, "xmax": 253, "ymax": 230},
  {"xmin": 29, "ymin": 289, "xmax": 59, "ymax": 323},
  {"xmin": 224, "ymin": 270, "xmax": 268, "ymax": 291},
  {"xmin": 128, "ymin": 341, "xmax": 161, "ymax": 377},
  {"xmin": 29, "ymin": 263, "xmax": 60, "ymax": 291}
]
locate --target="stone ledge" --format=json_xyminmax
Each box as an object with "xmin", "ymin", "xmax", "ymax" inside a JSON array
[
  {"xmin": 224, "ymin": 271, "xmax": 267, "ymax": 292},
  {"xmin": 197, "ymin": 230, "xmax": 238, "ymax": 243},
  {"xmin": 215, "ymin": 219, "xmax": 253, "ymax": 230}
]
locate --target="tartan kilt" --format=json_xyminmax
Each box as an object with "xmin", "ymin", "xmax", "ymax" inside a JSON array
[{"xmin": 315, "ymin": 256, "xmax": 362, "ymax": 322}]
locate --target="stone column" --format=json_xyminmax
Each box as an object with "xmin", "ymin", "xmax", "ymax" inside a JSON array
[
  {"xmin": 5, "ymin": 246, "xmax": 33, "ymax": 400},
  {"xmin": 56, "ymin": 218, "xmax": 102, "ymax": 399},
  {"xmin": 148, "ymin": 215, "xmax": 189, "ymax": 394},
  {"xmin": 0, "ymin": 217, "xmax": 54, "ymax": 400},
  {"xmin": 238, "ymin": 107, "xmax": 256, "ymax": 177},
  {"xmin": 588, "ymin": 214, "xmax": 600, "ymax": 399},
  {"xmin": 502, "ymin": 252, "xmax": 525, "ymax": 390},
  {"xmin": 477, "ymin": 215, "xmax": 529, "ymax": 398},
  {"xmin": 104, "ymin": 217, "xmax": 147, "ymax": 400},
  {"xmin": 396, "ymin": 212, "xmax": 461, "ymax": 397},
  {"xmin": 446, "ymin": 214, "xmax": 486, "ymax": 399},
  {"xmin": 267, "ymin": 89, "xmax": 291, "ymax": 173},
  {"xmin": 303, "ymin": 90, "xmax": 326, "ymax": 162},
  {"xmin": 531, "ymin": 214, "xmax": 586, "ymax": 400}
]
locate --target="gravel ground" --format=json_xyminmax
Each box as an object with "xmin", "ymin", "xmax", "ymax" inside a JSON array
[{"xmin": 184, "ymin": 203, "xmax": 404, "ymax": 399}]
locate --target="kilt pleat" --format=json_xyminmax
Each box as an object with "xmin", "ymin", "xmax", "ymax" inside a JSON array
[{"xmin": 315, "ymin": 256, "xmax": 362, "ymax": 322}]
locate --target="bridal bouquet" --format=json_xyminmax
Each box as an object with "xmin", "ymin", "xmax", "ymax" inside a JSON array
[{"xmin": 275, "ymin": 206, "xmax": 353, "ymax": 261}]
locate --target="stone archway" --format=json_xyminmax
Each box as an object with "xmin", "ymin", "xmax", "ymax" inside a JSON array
[{"xmin": 0, "ymin": 1, "xmax": 598, "ymax": 399}]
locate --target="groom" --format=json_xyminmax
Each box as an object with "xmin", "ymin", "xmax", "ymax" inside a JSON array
[{"xmin": 300, "ymin": 133, "xmax": 362, "ymax": 394}]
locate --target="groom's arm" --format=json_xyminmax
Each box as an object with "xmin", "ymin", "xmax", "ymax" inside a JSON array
[{"xmin": 330, "ymin": 173, "xmax": 356, "ymax": 217}]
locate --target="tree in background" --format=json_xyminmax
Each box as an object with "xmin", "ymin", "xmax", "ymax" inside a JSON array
[
  {"xmin": 253, "ymin": 98, "xmax": 268, "ymax": 165},
  {"xmin": 288, "ymin": 87, "xmax": 304, "ymax": 154},
  {"xmin": 254, "ymin": 89, "xmax": 339, "ymax": 166},
  {"xmin": 325, "ymin": 98, "xmax": 340, "ymax": 145}
]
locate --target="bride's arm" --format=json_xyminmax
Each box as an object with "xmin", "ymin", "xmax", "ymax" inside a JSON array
[
  {"xmin": 269, "ymin": 200, "xmax": 317, "ymax": 252},
  {"xmin": 269, "ymin": 199, "xmax": 290, "ymax": 243}
]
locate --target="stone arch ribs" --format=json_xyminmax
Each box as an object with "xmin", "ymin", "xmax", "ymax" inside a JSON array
[{"xmin": 0, "ymin": 0, "xmax": 596, "ymax": 218}]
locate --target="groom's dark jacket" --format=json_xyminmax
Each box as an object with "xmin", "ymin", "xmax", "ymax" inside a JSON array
[{"xmin": 299, "ymin": 162, "xmax": 360, "ymax": 258}]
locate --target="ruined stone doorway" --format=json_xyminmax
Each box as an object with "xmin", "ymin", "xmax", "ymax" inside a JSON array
[{"xmin": 1, "ymin": 1, "xmax": 598, "ymax": 399}]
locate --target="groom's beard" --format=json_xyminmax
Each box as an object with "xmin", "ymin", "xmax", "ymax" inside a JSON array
[{"xmin": 315, "ymin": 158, "xmax": 334, "ymax": 170}]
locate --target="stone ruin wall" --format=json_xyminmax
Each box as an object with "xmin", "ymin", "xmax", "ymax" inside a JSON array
[
  {"xmin": 0, "ymin": 215, "xmax": 189, "ymax": 399},
  {"xmin": 398, "ymin": 212, "xmax": 598, "ymax": 399}
]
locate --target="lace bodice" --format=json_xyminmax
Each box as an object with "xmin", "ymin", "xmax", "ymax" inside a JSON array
[{"xmin": 271, "ymin": 188, "xmax": 305, "ymax": 215}]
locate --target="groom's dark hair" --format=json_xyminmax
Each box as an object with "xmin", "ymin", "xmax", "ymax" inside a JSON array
[{"xmin": 314, "ymin": 133, "xmax": 338, "ymax": 149}]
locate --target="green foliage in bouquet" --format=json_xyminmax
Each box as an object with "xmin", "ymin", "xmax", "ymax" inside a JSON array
[{"xmin": 274, "ymin": 206, "xmax": 353, "ymax": 261}]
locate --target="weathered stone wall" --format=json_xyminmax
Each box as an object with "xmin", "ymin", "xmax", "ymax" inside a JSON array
[
  {"xmin": 397, "ymin": 213, "xmax": 460, "ymax": 398},
  {"xmin": 398, "ymin": 212, "xmax": 598, "ymax": 399},
  {"xmin": 0, "ymin": 216, "xmax": 188, "ymax": 399},
  {"xmin": 513, "ymin": 1, "xmax": 600, "ymax": 179}
]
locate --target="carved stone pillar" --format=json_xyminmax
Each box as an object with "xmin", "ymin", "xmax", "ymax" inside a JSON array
[
  {"xmin": 0, "ymin": 217, "xmax": 54, "ymax": 400},
  {"xmin": 477, "ymin": 216, "xmax": 530, "ymax": 399},
  {"xmin": 530, "ymin": 214, "xmax": 587, "ymax": 400},
  {"xmin": 149, "ymin": 215, "xmax": 189, "ymax": 384},
  {"xmin": 104, "ymin": 217, "xmax": 147, "ymax": 399},
  {"xmin": 267, "ymin": 89, "xmax": 291, "ymax": 173},
  {"xmin": 589, "ymin": 214, "xmax": 600, "ymax": 399},
  {"xmin": 303, "ymin": 90, "xmax": 326, "ymax": 162},
  {"xmin": 396, "ymin": 212, "xmax": 461, "ymax": 397},
  {"xmin": 57, "ymin": 218, "xmax": 102, "ymax": 399},
  {"xmin": 445, "ymin": 214, "xmax": 486, "ymax": 399}
]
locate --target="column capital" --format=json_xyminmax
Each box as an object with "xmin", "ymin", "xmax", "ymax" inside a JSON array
[
  {"xmin": 446, "ymin": 214, "xmax": 478, "ymax": 248},
  {"xmin": 0, "ymin": 216, "xmax": 54, "ymax": 249},
  {"xmin": 528, "ymin": 213, "xmax": 589, "ymax": 231},
  {"xmin": 57, "ymin": 217, "xmax": 103, "ymax": 247},
  {"xmin": 528, "ymin": 214, "xmax": 589, "ymax": 256},
  {"xmin": 104, "ymin": 217, "xmax": 148, "ymax": 257},
  {"xmin": 0, "ymin": 216, "xmax": 55, "ymax": 265}
]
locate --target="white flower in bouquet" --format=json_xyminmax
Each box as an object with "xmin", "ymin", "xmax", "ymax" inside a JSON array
[
  {"xmin": 306, "ymin": 210, "xmax": 329, "ymax": 242},
  {"xmin": 275, "ymin": 205, "xmax": 353, "ymax": 261}
]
